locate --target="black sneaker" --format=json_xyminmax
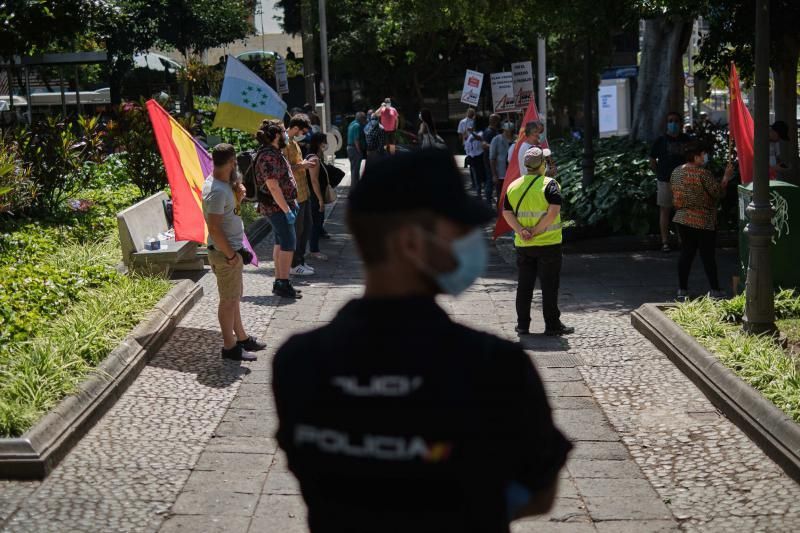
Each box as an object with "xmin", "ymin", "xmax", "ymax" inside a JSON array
[
  {"xmin": 273, "ymin": 281, "xmax": 302, "ymax": 299},
  {"xmin": 221, "ymin": 344, "xmax": 257, "ymax": 361},
  {"xmin": 544, "ymin": 323, "xmax": 575, "ymax": 336},
  {"xmin": 515, "ymin": 326, "xmax": 530, "ymax": 335},
  {"xmin": 237, "ymin": 336, "xmax": 266, "ymax": 352},
  {"xmin": 273, "ymin": 281, "xmax": 301, "ymax": 295}
]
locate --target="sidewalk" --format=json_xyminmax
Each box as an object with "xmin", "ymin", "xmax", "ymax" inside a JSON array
[{"xmin": 2, "ymin": 167, "xmax": 800, "ymax": 532}]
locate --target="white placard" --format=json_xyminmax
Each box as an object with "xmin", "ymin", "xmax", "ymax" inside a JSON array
[
  {"xmin": 490, "ymin": 72, "xmax": 516, "ymax": 113},
  {"xmin": 511, "ymin": 61, "xmax": 534, "ymax": 109},
  {"xmin": 275, "ymin": 59, "xmax": 289, "ymax": 95},
  {"xmin": 598, "ymin": 85, "xmax": 618, "ymax": 134},
  {"xmin": 460, "ymin": 70, "xmax": 484, "ymax": 106}
]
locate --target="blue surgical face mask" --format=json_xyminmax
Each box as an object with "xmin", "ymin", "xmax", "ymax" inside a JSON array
[
  {"xmin": 667, "ymin": 122, "xmax": 679, "ymax": 135},
  {"xmin": 425, "ymin": 228, "xmax": 488, "ymax": 296}
]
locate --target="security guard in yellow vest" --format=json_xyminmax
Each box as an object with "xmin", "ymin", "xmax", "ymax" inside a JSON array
[{"xmin": 502, "ymin": 146, "xmax": 574, "ymax": 336}]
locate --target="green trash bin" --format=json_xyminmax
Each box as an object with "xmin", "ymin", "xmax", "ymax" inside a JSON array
[{"xmin": 738, "ymin": 180, "xmax": 800, "ymax": 290}]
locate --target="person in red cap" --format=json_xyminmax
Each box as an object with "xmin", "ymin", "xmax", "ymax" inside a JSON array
[{"xmin": 272, "ymin": 148, "xmax": 571, "ymax": 533}]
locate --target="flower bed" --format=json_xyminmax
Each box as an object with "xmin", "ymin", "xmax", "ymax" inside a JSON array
[
  {"xmin": 0, "ymin": 155, "xmax": 172, "ymax": 437},
  {"xmin": 666, "ymin": 291, "xmax": 800, "ymax": 422}
]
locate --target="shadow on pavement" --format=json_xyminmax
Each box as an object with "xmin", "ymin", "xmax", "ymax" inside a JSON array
[{"xmin": 148, "ymin": 326, "xmax": 251, "ymax": 389}]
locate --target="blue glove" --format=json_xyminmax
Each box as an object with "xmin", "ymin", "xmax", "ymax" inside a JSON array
[{"xmin": 285, "ymin": 210, "xmax": 297, "ymax": 225}]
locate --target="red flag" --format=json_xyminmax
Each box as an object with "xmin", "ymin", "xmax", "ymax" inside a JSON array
[
  {"xmin": 492, "ymin": 99, "xmax": 547, "ymax": 239},
  {"xmin": 729, "ymin": 63, "xmax": 754, "ymax": 184}
]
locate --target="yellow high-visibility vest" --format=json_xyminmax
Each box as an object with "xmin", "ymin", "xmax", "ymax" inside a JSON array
[{"xmin": 506, "ymin": 173, "xmax": 563, "ymax": 247}]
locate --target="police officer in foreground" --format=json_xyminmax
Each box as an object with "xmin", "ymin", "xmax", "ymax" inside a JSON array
[
  {"xmin": 272, "ymin": 149, "xmax": 571, "ymax": 533},
  {"xmin": 502, "ymin": 147, "xmax": 574, "ymax": 336}
]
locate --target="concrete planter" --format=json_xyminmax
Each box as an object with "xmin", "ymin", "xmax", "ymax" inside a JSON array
[
  {"xmin": 632, "ymin": 303, "xmax": 800, "ymax": 483},
  {"xmin": 0, "ymin": 280, "xmax": 203, "ymax": 480}
]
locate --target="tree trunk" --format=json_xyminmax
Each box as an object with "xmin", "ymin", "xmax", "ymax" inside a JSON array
[
  {"xmin": 109, "ymin": 55, "xmax": 131, "ymax": 106},
  {"xmin": 630, "ymin": 16, "xmax": 692, "ymax": 143},
  {"xmin": 771, "ymin": 32, "xmax": 799, "ymax": 184},
  {"xmin": 300, "ymin": 0, "xmax": 317, "ymax": 106}
]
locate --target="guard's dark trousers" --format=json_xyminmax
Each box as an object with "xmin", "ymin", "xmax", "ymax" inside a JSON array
[{"xmin": 516, "ymin": 244, "xmax": 562, "ymax": 330}]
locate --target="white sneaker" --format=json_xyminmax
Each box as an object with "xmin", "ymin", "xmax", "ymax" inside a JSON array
[{"xmin": 290, "ymin": 264, "xmax": 315, "ymax": 276}]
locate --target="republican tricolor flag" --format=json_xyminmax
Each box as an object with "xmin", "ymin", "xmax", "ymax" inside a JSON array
[{"xmin": 146, "ymin": 99, "xmax": 257, "ymax": 265}]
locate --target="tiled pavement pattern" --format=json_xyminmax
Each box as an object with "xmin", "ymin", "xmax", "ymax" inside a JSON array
[{"xmin": 2, "ymin": 168, "xmax": 799, "ymax": 532}]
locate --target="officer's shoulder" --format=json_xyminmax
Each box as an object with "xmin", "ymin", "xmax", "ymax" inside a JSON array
[
  {"xmin": 452, "ymin": 323, "xmax": 527, "ymax": 365},
  {"xmin": 273, "ymin": 326, "xmax": 328, "ymax": 373}
]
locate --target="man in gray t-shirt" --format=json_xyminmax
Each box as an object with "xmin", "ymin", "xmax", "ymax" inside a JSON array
[
  {"xmin": 203, "ymin": 175, "xmax": 244, "ymax": 250},
  {"xmin": 202, "ymin": 144, "xmax": 266, "ymax": 362}
]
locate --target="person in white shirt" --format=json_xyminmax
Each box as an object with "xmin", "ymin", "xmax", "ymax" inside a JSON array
[
  {"xmin": 465, "ymin": 130, "xmax": 489, "ymax": 201},
  {"xmin": 457, "ymin": 108, "xmax": 476, "ymax": 148}
]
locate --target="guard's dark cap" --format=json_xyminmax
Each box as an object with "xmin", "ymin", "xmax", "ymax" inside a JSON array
[{"xmin": 348, "ymin": 149, "xmax": 495, "ymax": 226}]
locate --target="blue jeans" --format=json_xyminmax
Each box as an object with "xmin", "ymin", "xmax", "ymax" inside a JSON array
[
  {"xmin": 269, "ymin": 211, "xmax": 296, "ymax": 252},
  {"xmin": 346, "ymin": 146, "xmax": 362, "ymax": 188},
  {"xmin": 309, "ymin": 194, "xmax": 325, "ymax": 252}
]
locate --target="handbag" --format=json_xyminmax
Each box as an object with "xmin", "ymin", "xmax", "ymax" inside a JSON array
[
  {"xmin": 324, "ymin": 163, "xmax": 346, "ymax": 188},
  {"xmin": 324, "ymin": 186, "xmax": 337, "ymax": 204},
  {"xmin": 422, "ymin": 132, "xmax": 447, "ymax": 149}
]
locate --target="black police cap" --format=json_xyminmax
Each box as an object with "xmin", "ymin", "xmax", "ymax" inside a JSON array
[{"xmin": 348, "ymin": 149, "xmax": 495, "ymax": 226}]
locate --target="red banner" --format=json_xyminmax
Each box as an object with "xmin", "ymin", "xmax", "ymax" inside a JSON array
[
  {"xmin": 492, "ymin": 98, "xmax": 547, "ymax": 239},
  {"xmin": 729, "ymin": 63, "xmax": 754, "ymax": 184}
]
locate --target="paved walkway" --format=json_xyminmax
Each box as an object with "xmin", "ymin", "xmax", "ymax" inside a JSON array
[{"xmin": 2, "ymin": 169, "xmax": 800, "ymax": 532}]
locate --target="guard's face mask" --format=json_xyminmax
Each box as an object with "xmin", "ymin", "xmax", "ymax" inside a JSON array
[{"xmin": 419, "ymin": 228, "xmax": 488, "ymax": 296}]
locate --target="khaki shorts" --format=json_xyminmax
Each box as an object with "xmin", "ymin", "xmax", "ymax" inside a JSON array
[
  {"xmin": 657, "ymin": 180, "xmax": 673, "ymax": 208},
  {"xmin": 208, "ymin": 249, "xmax": 243, "ymax": 301}
]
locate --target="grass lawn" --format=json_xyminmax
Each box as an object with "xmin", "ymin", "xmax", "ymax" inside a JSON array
[
  {"xmin": 778, "ymin": 318, "xmax": 800, "ymax": 355},
  {"xmin": 667, "ymin": 291, "xmax": 800, "ymax": 423},
  {"xmin": 0, "ymin": 185, "xmax": 171, "ymax": 437}
]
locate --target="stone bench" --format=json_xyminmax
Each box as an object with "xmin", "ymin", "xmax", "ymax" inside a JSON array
[{"xmin": 117, "ymin": 192, "xmax": 204, "ymax": 275}]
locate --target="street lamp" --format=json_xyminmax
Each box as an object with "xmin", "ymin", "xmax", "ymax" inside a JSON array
[
  {"xmin": 318, "ymin": 0, "xmax": 332, "ymax": 132},
  {"xmin": 742, "ymin": 0, "xmax": 776, "ymax": 334}
]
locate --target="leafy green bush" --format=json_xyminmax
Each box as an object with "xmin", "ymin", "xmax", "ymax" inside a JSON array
[
  {"xmin": 552, "ymin": 137, "xmax": 657, "ymax": 236},
  {"xmin": 107, "ymin": 101, "xmax": 168, "ymax": 196},
  {"xmin": 80, "ymin": 153, "xmax": 131, "ymax": 189},
  {"xmin": 714, "ymin": 289, "xmax": 800, "ymax": 322},
  {"xmin": 14, "ymin": 115, "xmax": 105, "ymax": 213},
  {"xmin": 0, "ymin": 237, "xmax": 119, "ymax": 346},
  {"xmin": 0, "ymin": 139, "xmax": 35, "ymax": 215},
  {"xmin": 668, "ymin": 295, "xmax": 800, "ymax": 422},
  {"xmin": 194, "ymin": 97, "xmax": 260, "ymax": 152},
  {"xmin": 0, "ymin": 274, "xmax": 171, "ymax": 437}
]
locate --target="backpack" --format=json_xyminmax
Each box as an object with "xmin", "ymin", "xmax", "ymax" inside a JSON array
[
  {"xmin": 237, "ymin": 148, "xmax": 273, "ymax": 203},
  {"xmin": 237, "ymin": 149, "xmax": 259, "ymax": 202}
]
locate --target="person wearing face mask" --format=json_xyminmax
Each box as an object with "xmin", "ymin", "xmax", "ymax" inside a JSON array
[
  {"xmin": 650, "ymin": 111, "xmax": 692, "ymax": 252},
  {"xmin": 255, "ymin": 119, "xmax": 302, "ymax": 299},
  {"xmin": 516, "ymin": 121, "xmax": 545, "ymax": 174},
  {"xmin": 305, "ymin": 132, "xmax": 330, "ymax": 261},
  {"xmin": 670, "ymin": 141, "xmax": 734, "ymax": 301},
  {"xmin": 503, "ymin": 147, "xmax": 574, "ymax": 336},
  {"xmin": 272, "ymin": 149, "xmax": 571, "ymax": 533},
  {"xmin": 284, "ymin": 113, "xmax": 318, "ymax": 277}
]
